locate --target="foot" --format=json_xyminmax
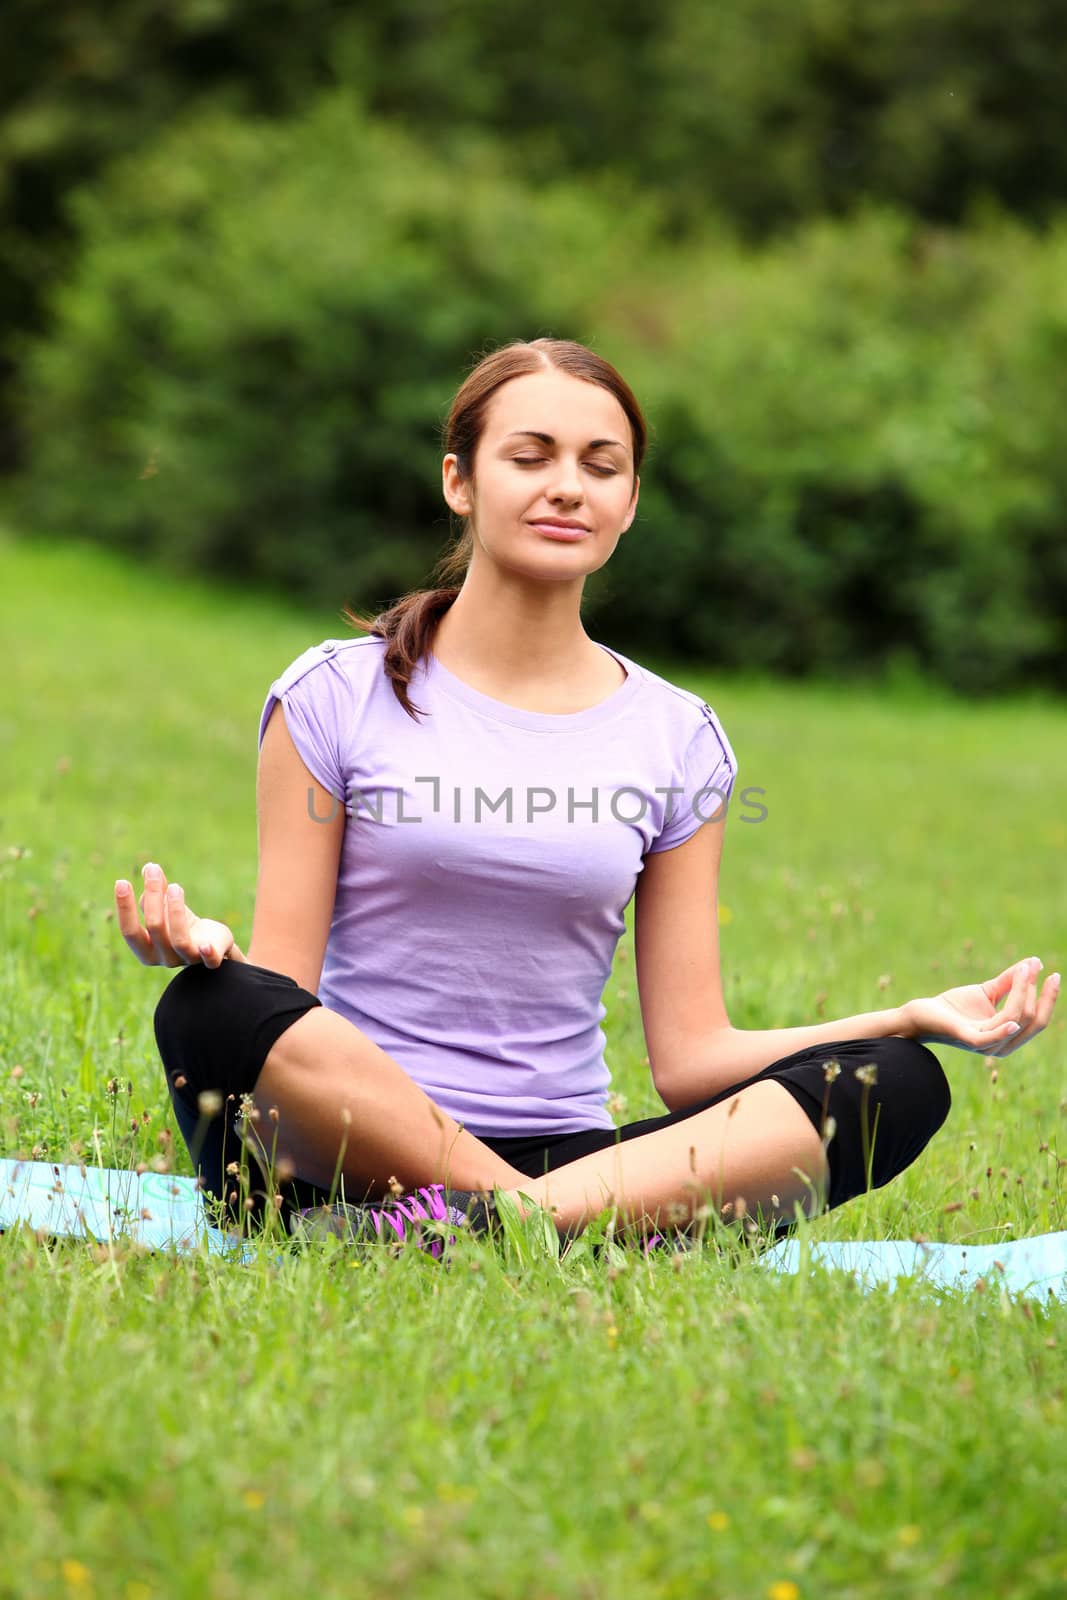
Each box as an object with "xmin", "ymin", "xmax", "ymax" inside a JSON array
[{"xmin": 289, "ymin": 1184, "xmax": 498, "ymax": 1259}]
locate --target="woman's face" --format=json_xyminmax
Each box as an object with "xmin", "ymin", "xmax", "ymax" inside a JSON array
[{"xmin": 442, "ymin": 368, "xmax": 640, "ymax": 580}]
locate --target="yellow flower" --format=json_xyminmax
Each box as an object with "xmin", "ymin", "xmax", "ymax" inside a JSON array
[
  {"xmin": 897, "ymin": 1525, "xmax": 921, "ymax": 1546},
  {"xmin": 707, "ymin": 1510, "xmax": 730, "ymax": 1531},
  {"xmin": 61, "ymin": 1560, "xmax": 92, "ymax": 1588},
  {"xmin": 767, "ymin": 1584, "xmax": 800, "ymax": 1600},
  {"xmin": 718, "ymin": 903, "xmax": 734, "ymax": 926},
  {"xmin": 241, "ymin": 1489, "xmax": 266, "ymax": 1510}
]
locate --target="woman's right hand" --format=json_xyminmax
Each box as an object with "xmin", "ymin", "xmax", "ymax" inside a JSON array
[{"xmin": 114, "ymin": 862, "xmax": 245, "ymax": 969}]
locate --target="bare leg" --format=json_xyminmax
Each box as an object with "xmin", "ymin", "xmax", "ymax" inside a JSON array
[
  {"xmin": 244, "ymin": 1006, "xmax": 528, "ymax": 1198},
  {"xmin": 510, "ymin": 1081, "xmax": 830, "ymax": 1236}
]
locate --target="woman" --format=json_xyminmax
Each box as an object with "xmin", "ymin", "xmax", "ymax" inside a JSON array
[{"xmin": 115, "ymin": 338, "xmax": 1058, "ymax": 1251}]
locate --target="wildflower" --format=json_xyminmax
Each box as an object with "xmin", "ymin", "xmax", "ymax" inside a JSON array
[
  {"xmin": 767, "ymin": 1583, "xmax": 800, "ymax": 1600},
  {"xmin": 61, "ymin": 1558, "xmax": 91, "ymax": 1587},
  {"xmin": 822, "ymin": 1060, "xmax": 841, "ymax": 1083},
  {"xmin": 897, "ymin": 1525, "xmax": 921, "ymax": 1546},
  {"xmin": 197, "ymin": 1090, "xmax": 223, "ymax": 1116},
  {"xmin": 242, "ymin": 1489, "xmax": 266, "ymax": 1509},
  {"xmin": 708, "ymin": 1510, "xmax": 730, "ymax": 1531},
  {"xmin": 854, "ymin": 1063, "xmax": 878, "ymax": 1086}
]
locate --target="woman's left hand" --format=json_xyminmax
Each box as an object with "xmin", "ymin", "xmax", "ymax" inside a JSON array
[{"xmin": 900, "ymin": 956, "xmax": 1060, "ymax": 1055}]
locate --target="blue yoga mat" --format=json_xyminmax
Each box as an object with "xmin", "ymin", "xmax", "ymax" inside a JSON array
[{"xmin": 3, "ymin": 1159, "xmax": 1065, "ymax": 1301}]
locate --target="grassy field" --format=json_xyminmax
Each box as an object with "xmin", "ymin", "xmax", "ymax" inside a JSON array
[{"xmin": 1, "ymin": 529, "xmax": 1065, "ymax": 1600}]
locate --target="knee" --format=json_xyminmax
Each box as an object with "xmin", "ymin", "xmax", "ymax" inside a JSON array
[
  {"xmin": 874, "ymin": 1036, "xmax": 952, "ymax": 1141},
  {"xmin": 152, "ymin": 959, "xmax": 250, "ymax": 1065}
]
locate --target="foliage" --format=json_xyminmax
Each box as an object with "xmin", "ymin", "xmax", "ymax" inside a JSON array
[
  {"xmin": 3, "ymin": 0, "xmax": 1067, "ymax": 466},
  {"xmin": 13, "ymin": 107, "xmax": 1067, "ymax": 691},
  {"xmin": 12, "ymin": 96, "xmax": 653, "ymax": 610}
]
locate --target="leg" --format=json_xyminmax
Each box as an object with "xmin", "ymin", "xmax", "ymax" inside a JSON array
[
  {"xmin": 510, "ymin": 1079, "xmax": 829, "ymax": 1235},
  {"xmin": 153, "ymin": 961, "xmax": 527, "ymax": 1218},
  {"xmin": 489, "ymin": 1034, "xmax": 952, "ymax": 1238},
  {"xmin": 250, "ymin": 1004, "xmax": 529, "ymax": 1197}
]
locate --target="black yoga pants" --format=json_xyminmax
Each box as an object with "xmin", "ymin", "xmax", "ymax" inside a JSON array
[{"xmin": 153, "ymin": 960, "xmax": 952, "ymax": 1236}]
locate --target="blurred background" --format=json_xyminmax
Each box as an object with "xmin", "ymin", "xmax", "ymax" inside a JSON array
[{"xmin": 2, "ymin": 0, "xmax": 1065, "ymax": 697}]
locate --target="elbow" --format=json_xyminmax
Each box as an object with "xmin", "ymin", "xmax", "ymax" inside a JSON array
[{"xmin": 650, "ymin": 1066, "xmax": 687, "ymax": 1115}]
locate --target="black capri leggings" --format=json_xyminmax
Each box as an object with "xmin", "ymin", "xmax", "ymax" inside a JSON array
[{"xmin": 153, "ymin": 961, "xmax": 952, "ymax": 1236}]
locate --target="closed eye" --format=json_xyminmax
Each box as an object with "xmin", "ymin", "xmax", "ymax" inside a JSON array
[{"xmin": 513, "ymin": 456, "xmax": 617, "ymax": 476}]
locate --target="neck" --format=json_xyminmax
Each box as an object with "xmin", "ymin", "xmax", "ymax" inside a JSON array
[{"xmin": 432, "ymin": 566, "xmax": 597, "ymax": 685}]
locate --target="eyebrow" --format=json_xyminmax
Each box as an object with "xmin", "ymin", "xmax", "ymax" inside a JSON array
[{"xmin": 504, "ymin": 430, "xmax": 627, "ymax": 451}]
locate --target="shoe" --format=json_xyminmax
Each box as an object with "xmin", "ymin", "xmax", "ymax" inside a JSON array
[{"xmin": 289, "ymin": 1184, "xmax": 498, "ymax": 1259}]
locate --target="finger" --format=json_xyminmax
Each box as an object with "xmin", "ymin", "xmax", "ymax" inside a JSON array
[
  {"xmin": 141, "ymin": 862, "xmax": 179, "ymax": 965},
  {"xmin": 165, "ymin": 883, "xmax": 202, "ymax": 965},
  {"xmin": 992, "ymin": 970, "xmax": 1060, "ymax": 1057},
  {"xmin": 980, "ymin": 958, "xmax": 1033, "ymax": 1007},
  {"xmin": 114, "ymin": 879, "xmax": 156, "ymax": 964},
  {"xmin": 994, "ymin": 959, "xmax": 1033, "ymax": 1028}
]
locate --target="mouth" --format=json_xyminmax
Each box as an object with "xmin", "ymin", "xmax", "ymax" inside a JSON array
[{"xmin": 527, "ymin": 519, "xmax": 591, "ymax": 541}]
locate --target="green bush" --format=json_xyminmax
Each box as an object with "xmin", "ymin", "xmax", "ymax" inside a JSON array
[
  {"xmin": 13, "ymin": 101, "xmax": 1067, "ymax": 695},
  {"xmin": 13, "ymin": 95, "xmax": 654, "ymax": 608},
  {"xmin": 599, "ymin": 210, "xmax": 1067, "ymax": 693}
]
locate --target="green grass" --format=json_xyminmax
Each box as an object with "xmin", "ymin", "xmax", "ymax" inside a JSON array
[{"xmin": 1, "ymin": 529, "xmax": 1065, "ymax": 1600}]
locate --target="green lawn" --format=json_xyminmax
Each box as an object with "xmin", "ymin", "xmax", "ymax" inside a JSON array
[{"xmin": 1, "ymin": 530, "xmax": 1064, "ymax": 1600}]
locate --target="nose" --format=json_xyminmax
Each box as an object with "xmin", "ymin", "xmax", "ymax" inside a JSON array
[{"xmin": 546, "ymin": 457, "xmax": 584, "ymax": 505}]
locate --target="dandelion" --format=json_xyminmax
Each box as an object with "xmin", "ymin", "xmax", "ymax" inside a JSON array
[
  {"xmin": 897, "ymin": 1525, "xmax": 921, "ymax": 1546},
  {"xmin": 197, "ymin": 1090, "xmax": 222, "ymax": 1116},
  {"xmin": 707, "ymin": 1510, "xmax": 730, "ymax": 1531},
  {"xmin": 767, "ymin": 1583, "xmax": 800, "ymax": 1600},
  {"xmin": 822, "ymin": 1059, "xmax": 841, "ymax": 1083},
  {"xmin": 242, "ymin": 1489, "xmax": 266, "ymax": 1510},
  {"xmin": 61, "ymin": 1558, "xmax": 91, "ymax": 1587},
  {"xmin": 854, "ymin": 1063, "xmax": 878, "ymax": 1087}
]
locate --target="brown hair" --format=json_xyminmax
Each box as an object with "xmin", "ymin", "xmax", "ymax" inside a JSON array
[{"xmin": 341, "ymin": 337, "xmax": 647, "ymax": 720}]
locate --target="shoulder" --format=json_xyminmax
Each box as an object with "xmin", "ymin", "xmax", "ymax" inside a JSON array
[
  {"xmin": 614, "ymin": 647, "xmax": 736, "ymax": 767},
  {"xmin": 268, "ymin": 634, "xmax": 385, "ymax": 697}
]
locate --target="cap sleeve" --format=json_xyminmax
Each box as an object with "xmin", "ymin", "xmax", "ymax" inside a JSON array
[
  {"xmin": 257, "ymin": 641, "xmax": 351, "ymax": 805},
  {"xmin": 647, "ymin": 702, "xmax": 737, "ymax": 854}
]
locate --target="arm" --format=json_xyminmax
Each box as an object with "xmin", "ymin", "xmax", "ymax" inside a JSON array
[
  {"xmin": 639, "ymin": 821, "xmax": 900, "ymax": 1108},
  {"xmin": 244, "ymin": 701, "xmax": 345, "ymax": 994},
  {"xmin": 633, "ymin": 824, "xmax": 1053, "ymax": 1113}
]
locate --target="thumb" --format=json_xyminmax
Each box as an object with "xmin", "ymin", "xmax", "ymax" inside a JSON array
[{"xmin": 981, "ymin": 960, "xmax": 1029, "ymax": 1005}]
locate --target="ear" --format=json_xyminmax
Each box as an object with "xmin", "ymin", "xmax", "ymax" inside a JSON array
[
  {"xmin": 620, "ymin": 474, "xmax": 640, "ymax": 532},
  {"xmin": 442, "ymin": 454, "xmax": 473, "ymax": 517}
]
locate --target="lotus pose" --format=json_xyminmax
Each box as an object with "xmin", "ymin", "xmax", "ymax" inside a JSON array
[{"xmin": 115, "ymin": 338, "xmax": 1058, "ymax": 1250}]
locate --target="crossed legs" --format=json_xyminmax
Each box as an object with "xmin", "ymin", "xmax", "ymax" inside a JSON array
[{"xmin": 247, "ymin": 1004, "xmax": 828, "ymax": 1236}]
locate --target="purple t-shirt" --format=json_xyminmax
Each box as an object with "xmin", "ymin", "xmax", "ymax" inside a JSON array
[{"xmin": 257, "ymin": 636, "xmax": 737, "ymax": 1136}]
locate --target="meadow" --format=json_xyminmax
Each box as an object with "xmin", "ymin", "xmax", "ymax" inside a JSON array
[{"xmin": 1, "ymin": 530, "xmax": 1064, "ymax": 1600}]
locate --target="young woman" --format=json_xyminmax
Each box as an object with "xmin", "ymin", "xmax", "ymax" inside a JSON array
[{"xmin": 115, "ymin": 338, "xmax": 1058, "ymax": 1250}]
